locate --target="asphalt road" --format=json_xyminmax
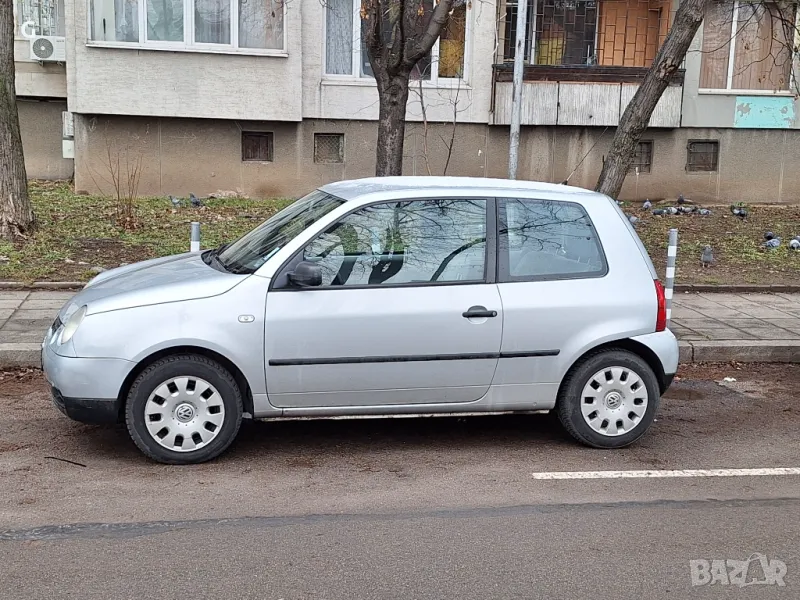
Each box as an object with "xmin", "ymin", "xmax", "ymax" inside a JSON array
[{"xmin": 2, "ymin": 364, "xmax": 800, "ymax": 599}]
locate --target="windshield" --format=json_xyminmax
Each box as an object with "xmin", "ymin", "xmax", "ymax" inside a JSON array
[{"xmin": 215, "ymin": 191, "xmax": 345, "ymax": 274}]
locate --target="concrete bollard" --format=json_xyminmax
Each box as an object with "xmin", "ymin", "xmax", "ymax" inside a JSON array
[
  {"xmin": 190, "ymin": 222, "xmax": 201, "ymax": 252},
  {"xmin": 665, "ymin": 228, "xmax": 678, "ymax": 325}
]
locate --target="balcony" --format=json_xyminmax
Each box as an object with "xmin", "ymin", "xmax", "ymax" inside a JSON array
[{"xmin": 492, "ymin": 0, "xmax": 684, "ymax": 127}]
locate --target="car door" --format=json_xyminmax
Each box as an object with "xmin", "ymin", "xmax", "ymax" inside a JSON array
[
  {"xmin": 493, "ymin": 196, "xmax": 614, "ymax": 405},
  {"xmin": 264, "ymin": 197, "xmax": 502, "ymax": 409}
]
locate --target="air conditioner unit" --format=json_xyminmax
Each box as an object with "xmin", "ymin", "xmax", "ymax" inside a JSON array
[{"xmin": 29, "ymin": 36, "xmax": 66, "ymax": 62}]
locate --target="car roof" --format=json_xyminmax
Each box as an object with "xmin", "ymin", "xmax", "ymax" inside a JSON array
[{"xmin": 319, "ymin": 177, "xmax": 603, "ymax": 202}]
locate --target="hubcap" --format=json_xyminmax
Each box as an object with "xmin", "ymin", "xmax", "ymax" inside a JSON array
[
  {"xmin": 580, "ymin": 366, "xmax": 649, "ymax": 437},
  {"xmin": 144, "ymin": 377, "xmax": 225, "ymax": 452}
]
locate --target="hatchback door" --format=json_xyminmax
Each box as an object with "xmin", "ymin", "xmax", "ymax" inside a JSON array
[{"xmin": 264, "ymin": 197, "xmax": 502, "ymax": 409}]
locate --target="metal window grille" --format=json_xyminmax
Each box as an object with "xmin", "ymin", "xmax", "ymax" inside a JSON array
[
  {"xmin": 686, "ymin": 140, "xmax": 719, "ymax": 172},
  {"xmin": 314, "ymin": 133, "xmax": 345, "ymax": 164},
  {"xmin": 629, "ymin": 140, "xmax": 653, "ymax": 173},
  {"xmin": 241, "ymin": 132, "xmax": 274, "ymax": 162}
]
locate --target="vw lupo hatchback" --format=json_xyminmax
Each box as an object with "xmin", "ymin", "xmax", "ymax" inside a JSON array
[{"xmin": 43, "ymin": 177, "xmax": 678, "ymax": 464}]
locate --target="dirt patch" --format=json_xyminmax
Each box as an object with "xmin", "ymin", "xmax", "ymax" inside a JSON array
[{"xmin": 634, "ymin": 203, "xmax": 800, "ymax": 286}]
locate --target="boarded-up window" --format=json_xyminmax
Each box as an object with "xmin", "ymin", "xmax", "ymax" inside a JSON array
[
  {"xmin": 242, "ymin": 132, "xmax": 274, "ymax": 161},
  {"xmin": 629, "ymin": 140, "xmax": 653, "ymax": 173},
  {"xmin": 596, "ymin": 0, "xmax": 669, "ymax": 67},
  {"xmin": 686, "ymin": 140, "xmax": 719, "ymax": 172},
  {"xmin": 314, "ymin": 134, "xmax": 344, "ymax": 163},
  {"xmin": 700, "ymin": 0, "xmax": 795, "ymax": 90}
]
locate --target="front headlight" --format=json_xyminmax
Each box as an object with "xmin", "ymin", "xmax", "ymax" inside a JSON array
[{"xmin": 59, "ymin": 305, "xmax": 87, "ymax": 345}]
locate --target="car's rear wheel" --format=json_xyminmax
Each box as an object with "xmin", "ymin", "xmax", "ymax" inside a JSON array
[
  {"xmin": 556, "ymin": 349, "xmax": 660, "ymax": 449},
  {"xmin": 125, "ymin": 354, "xmax": 243, "ymax": 464}
]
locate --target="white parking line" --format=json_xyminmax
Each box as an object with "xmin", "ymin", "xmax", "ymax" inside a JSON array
[{"xmin": 531, "ymin": 468, "xmax": 800, "ymax": 480}]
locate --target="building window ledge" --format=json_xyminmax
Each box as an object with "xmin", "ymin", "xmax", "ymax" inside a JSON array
[
  {"xmin": 698, "ymin": 89, "xmax": 795, "ymax": 97},
  {"xmin": 85, "ymin": 41, "xmax": 288, "ymax": 58},
  {"xmin": 320, "ymin": 77, "xmax": 471, "ymax": 91}
]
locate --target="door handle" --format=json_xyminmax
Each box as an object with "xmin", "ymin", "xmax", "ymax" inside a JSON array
[{"xmin": 462, "ymin": 306, "xmax": 498, "ymax": 319}]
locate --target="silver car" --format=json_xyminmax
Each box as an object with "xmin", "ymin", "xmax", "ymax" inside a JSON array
[{"xmin": 42, "ymin": 177, "xmax": 678, "ymax": 464}]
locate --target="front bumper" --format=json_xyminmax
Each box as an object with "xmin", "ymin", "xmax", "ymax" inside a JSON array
[
  {"xmin": 42, "ymin": 341, "xmax": 134, "ymax": 423},
  {"xmin": 51, "ymin": 386, "xmax": 122, "ymax": 423}
]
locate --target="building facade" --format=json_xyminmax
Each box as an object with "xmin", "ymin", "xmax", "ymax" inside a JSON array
[{"xmin": 12, "ymin": 0, "xmax": 800, "ymax": 202}]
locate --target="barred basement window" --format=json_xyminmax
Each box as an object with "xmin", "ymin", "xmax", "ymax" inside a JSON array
[
  {"xmin": 314, "ymin": 134, "xmax": 345, "ymax": 163},
  {"xmin": 629, "ymin": 140, "xmax": 653, "ymax": 173},
  {"xmin": 242, "ymin": 132, "xmax": 274, "ymax": 162},
  {"xmin": 686, "ymin": 140, "xmax": 719, "ymax": 172}
]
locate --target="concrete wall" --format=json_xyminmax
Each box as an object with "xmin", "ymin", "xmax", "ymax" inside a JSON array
[
  {"xmin": 73, "ymin": 114, "xmax": 800, "ymax": 203},
  {"xmin": 18, "ymin": 99, "xmax": 74, "ymax": 180}
]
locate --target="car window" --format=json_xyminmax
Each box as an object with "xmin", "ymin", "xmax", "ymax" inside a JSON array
[
  {"xmin": 216, "ymin": 191, "xmax": 344, "ymax": 274},
  {"xmin": 303, "ymin": 199, "xmax": 487, "ymax": 287},
  {"xmin": 500, "ymin": 198, "xmax": 606, "ymax": 281}
]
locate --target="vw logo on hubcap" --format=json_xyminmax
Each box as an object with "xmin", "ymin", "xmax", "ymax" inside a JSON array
[
  {"xmin": 175, "ymin": 403, "xmax": 195, "ymax": 423},
  {"xmin": 605, "ymin": 392, "xmax": 623, "ymax": 410}
]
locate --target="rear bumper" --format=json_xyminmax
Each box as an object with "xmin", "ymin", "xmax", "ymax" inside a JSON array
[{"xmin": 51, "ymin": 387, "xmax": 122, "ymax": 424}]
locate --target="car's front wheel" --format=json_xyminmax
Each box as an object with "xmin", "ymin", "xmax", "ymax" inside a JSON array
[
  {"xmin": 125, "ymin": 354, "xmax": 243, "ymax": 464},
  {"xmin": 557, "ymin": 349, "xmax": 660, "ymax": 449}
]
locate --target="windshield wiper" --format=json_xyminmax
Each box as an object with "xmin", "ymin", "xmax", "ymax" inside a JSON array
[{"xmin": 203, "ymin": 244, "xmax": 231, "ymax": 273}]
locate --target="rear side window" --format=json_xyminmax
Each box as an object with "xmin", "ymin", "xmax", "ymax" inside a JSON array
[{"xmin": 498, "ymin": 198, "xmax": 607, "ymax": 282}]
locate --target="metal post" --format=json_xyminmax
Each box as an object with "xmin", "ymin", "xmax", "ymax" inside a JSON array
[
  {"xmin": 190, "ymin": 222, "xmax": 201, "ymax": 252},
  {"xmin": 507, "ymin": 0, "xmax": 528, "ymax": 180},
  {"xmin": 665, "ymin": 228, "xmax": 678, "ymax": 325}
]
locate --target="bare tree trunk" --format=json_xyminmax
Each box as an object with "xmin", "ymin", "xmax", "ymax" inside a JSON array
[
  {"xmin": 595, "ymin": 0, "xmax": 706, "ymax": 199},
  {"xmin": 0, "ymin": 2, "xmax": 34, "ymax": 240},
  {"xmin": 375, "ymin": 73, "xmax": 411, "ymax": 177}
]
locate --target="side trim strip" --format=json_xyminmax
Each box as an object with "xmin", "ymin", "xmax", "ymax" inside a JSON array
[{"xmin": 268, "ymin": 350, "xmax": 560, "ymax": 367}]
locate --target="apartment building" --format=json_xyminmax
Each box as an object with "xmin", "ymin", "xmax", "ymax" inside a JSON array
[{"xmin": 12, "ymin": 0, "xmax": 800, "ymax": 202}]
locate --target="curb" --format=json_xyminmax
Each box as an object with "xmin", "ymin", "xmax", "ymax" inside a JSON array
[
  {"xmin": 0, "ymin": 282, "xmax": 84, "ymax": 290},
  {"xmin": 674, "ymin": 284, "xmax": 800, "ymax": 294},
  {"xmin": 3, "ymin": 342, "xmax": 798, "ymax": 370},
  {"xmin": 679, "ymin": 340, "xmax": 800, "ymax": 363}
]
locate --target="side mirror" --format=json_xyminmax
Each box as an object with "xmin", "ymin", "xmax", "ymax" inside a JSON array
[{"xmin": 287, "ymin": 261, "xmax": 322, "ymax": 288}]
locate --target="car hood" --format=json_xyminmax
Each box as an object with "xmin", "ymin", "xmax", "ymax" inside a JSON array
[{"xmin": 64, "ymin": 253, "xmax": 248, "ymax": 316}]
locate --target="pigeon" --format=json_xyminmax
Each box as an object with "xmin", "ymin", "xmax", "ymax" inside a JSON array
[
  {"xmin": 652, "ymin": 208, "xmax": 665, "ymax": 216},
  {"xmin": 790, "ymin": 239, "xmax": 800, "ymax": 251},
  {"xmin": 730, "ymin": 205, "xmax": 748, "ymax": 219},
  {"xmin": 679, "ymin": 205, "xmax": 695, "ymax": 214},
  {"xmin": 762, "ymin": 238, "xmax": 781, "ymax": 249},
  {"xmin": 764, "ymin": 232, "xmax": 775, "ymax": 241},
  {"xmin": 677, "ymin": 194, "xmax": 687, "ymax": 205},
  {"xmin": 628, "ymin": 214, "xmax": 640, "ymax": 226},
  {"xmin": 697, "ymin": 208, "xmax": 712, "ymax": 216},
  {"xmin": 169, "ymin": 195, "xmax": 182, "ymax": 208},
  {"xmin": 189, "ymin": 193, "xmax": 202, "ymax": 208},
  {"xmin": 642, "ymin": 199, "xmax": 652, "ymax": 210},
  {"xmin": 701, "ymin": 245, "xmax": 714, "ymax": 268},
  {"xmin": 665, "ymin": 206, "xmax": 679, "ymax": 215}
]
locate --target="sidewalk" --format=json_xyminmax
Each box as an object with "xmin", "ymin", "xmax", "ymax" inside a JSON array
[{"xmin": 1, "ymin": 290, "xmax": 799, "ymax": 368}]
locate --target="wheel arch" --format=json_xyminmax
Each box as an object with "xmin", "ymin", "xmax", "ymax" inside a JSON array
[
  {"xmin": 117, "ymin": 346, "xmax": 255, "ymax": 420},
  {"xmin": 559, "ymin": 338, "xmax": 669, "ymax": 396}
]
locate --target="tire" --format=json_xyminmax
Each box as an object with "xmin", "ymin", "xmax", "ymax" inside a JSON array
[
  {"xmin": 556, "ymin": 349, "xmax": 660, "ymax": 449},
  {"xmin": 125, "ymin": 354, "xmax": 243, "ymax": 464}
]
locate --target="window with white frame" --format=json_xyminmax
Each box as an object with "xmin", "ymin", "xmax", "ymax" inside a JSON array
[
  {"xmin": 324, "ymin": 0, "xmax": 469, "ymax": 81},
  {"xmin": 88, "ymin": 0, "xmax": 286, "ymax": 52},
  {"xmin": 700, "ymin": 0, "xmax": 797, "ymax": 91},
  {"xmin": 18, "ymin": 0, "xmax": 66, "ymax": 37}
]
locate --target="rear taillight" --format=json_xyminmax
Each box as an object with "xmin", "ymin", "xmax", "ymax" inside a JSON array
[{"xmin": 654, "ymin": 279, "xmax": 667, "ymax": 332}]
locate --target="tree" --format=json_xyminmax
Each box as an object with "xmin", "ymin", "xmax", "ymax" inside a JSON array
[
  {"xmin": 362, "ymin": 0, "xmax": 456, "ymax": 176},
  {"xmin": 596, "ymin": 0, "xmax": 707, "ymax": 199},
  {"xmin": 0, "ymin": 2, "xmax": 34, "ymax": 240}
]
